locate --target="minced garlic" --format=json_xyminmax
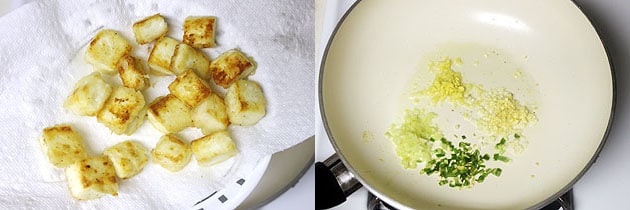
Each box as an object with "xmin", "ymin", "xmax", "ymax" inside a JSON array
[{"xmin": 473, "ymin": 89, "xmax": 536, "ymax": 136}]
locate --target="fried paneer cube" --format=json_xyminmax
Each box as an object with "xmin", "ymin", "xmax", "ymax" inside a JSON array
[
  {"xmin": 191, "ymin": 131, "xmax": 237, "ymax": 166},
  {"xmin": 225, "ymin": 80, "xmax": 266, "ymax": 126},
  {"xmin": 40, "ymin": 124, "xmax": 88, "ymax": 168},
  {"xmin": 170, "ymin": 43, "xmax": 211, "ymax": 79},
  {"xmin": 209, "ymin": 49, "xmax": 256, "ymax": 88},
  {"xmin": 64, "ymin": 72, "xmax": 113, "ymax": 116},
  {"xmin": 66, "ymin": 156, "xmax": 118, "ymax": 200},
  {"xmin": 85, "ymin": 29, "xmax": 132, "ymax": 75},
  {"xmin": 192, "ymin": 94, "xmax": 229, "ymax": 135},
  {"xmin": 118, "ymin": 55, "xmax": 149, "ymax": 91},
  {"xmin": 103, "ymin": 141, "xmax": 149, "ymax": 179},
  {"xmin": 151, "ymin": 134, "xmax": 192, "ymax": 172},
  {"xmin": 97, "ymin": 87, "xmax": 146, "ymax": 135},
  {"xmin": 168, "ymin": 69, "xmax": 211, "ymax": 107},
  {"xmin": 148, "ymin": 37, "xmax": 180, "ymax": 75},
  {"xmin": 132, "ymin": 13, "xmax": 168, "ymax": 45},
  {"xmin": 147, "ymin": 94, "xmax": 192, "ymax": 133},
  {"xmin": 183, "ymin": 16, "xmax": 217, "ymax": 48}
]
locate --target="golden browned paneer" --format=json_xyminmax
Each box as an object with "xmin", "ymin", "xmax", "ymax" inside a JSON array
[
  {"xmin": 183, "ymin": 16, "xmax": 217, "ymax": 48},
  {"xmin": 64, "ymin": 72, "xmax": 113, "ymax": 116},
  {"xmin": 118, "ymin": 55, "xmax": 149, "ymax": 91},
  {"xmin": 65, "ymin": 156, "xmax": 118, "ymax": 200},
  {"xmin": 168, "ymin": 69, "xmax": 211, "ymax": 107},
  {"xmin": 170, "ymin": 43, "xmax": 212, "ymax": 79},
  {"xmin": 225, "ymin": 80, "xmax": 266, "ymax": 126},
  {"xmin": 209, "ymin": 49, "xmax": 256, "ymax": 88},
  {"xmin": 40, "ymin": 124, "xmax": 88, "ymax": 168},
  {"xmin": 192, "ymin": 94, "xmax": 229, "ymax": 135},
  {"xmin": 132, "ymin": 13, "xmax": 168, "ymax": 45},
  {"xmin": 191, "ymin": 131, "xmax": 237, "ymax": 166},
  {"xmin": 103, "ymin": 141, "xmax": 148, "ymax": 179},
  {"xmin": 147, "ymin": 94, "xmax": 192, "ymax": 133},
  {"xmin": 85, "ymin": 29, "xmax": 132, "ymax": 75},
  {"xmin": 148, "ymin": 37, "xmax": 180, "ymax": 75},
  {"xmin": 151, "ymin": 134, "xmax": 192, "ymax": 172},
  {"xmin": 97, "ymin": 87, "xmax": 146, "ymax": 135}
]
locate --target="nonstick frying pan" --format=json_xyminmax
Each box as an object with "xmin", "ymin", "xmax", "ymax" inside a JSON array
[{"xmin": 318, "ymin": 0, "xmax": 615, "ymax": 209}]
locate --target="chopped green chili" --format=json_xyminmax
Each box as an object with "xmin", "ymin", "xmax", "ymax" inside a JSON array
[
  {"xmin": 493, "ymin": 153, "xmax": 511, "ymax": 163},
  {"xmin": 421, "ymin": 138, "xmax": 503, "ymax": 188},
  {"xmin": 495, "ymin": 138, "xmax": 507, "ymax": 154}
]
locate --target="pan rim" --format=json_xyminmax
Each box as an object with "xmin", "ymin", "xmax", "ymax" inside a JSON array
[{"xmin": 524, "ymin": 0, "xmax": 617, "ymax": 209}]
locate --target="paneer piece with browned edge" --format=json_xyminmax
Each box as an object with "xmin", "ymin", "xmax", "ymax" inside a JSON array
[
  {"xmin": 118, "ymin": 55, "xmax": 150, "ymax": 91},
  {"xmin": 132, "ymin": 13, "xmax": 168, "ymax": 45},
  {"xmin": 151, "ymin": 134, "xmax": 192, "ymax": 172},
  {"xmin": 183, "ymin": 16, "xmax": 217, "ymax": 48},
  {"xmin": 192, "ymin": 94, "xmax": 229, "ymax": 135},
  {"xmin": 225, "ymin": 80, "xmax": 266, "ymax": 126},
  {"xmin": 40, "ymin": 124, "xmax": 88, "ymax": 168},
  {"xmin": 191, "ymin": 131, "xmax": 237, "ymax": 166},
  {"xmin": 64, "ymin": 72, "xmax": 113, "ymax": 116},
  {"xmin": 148, "ymin": 37, "xmax": 180, "ymax": 75},
  {"xmin": 66, "ymin": 156, "xmax": 118, "ymax": 200},
  {"xmin": 85, "ymin": 29, "xmax": 132, "ymax": 75},
  {"xmin": 97, "ymin": 87, "xmax": 146, "ymax": 135},
  {"xmin": 170, "ymin": 43, "xmax": 212, "ymax": 79},
  {"xmin": 209, "ymin": 49, "xmax": 256, "ymax": 88},
  {"xmin": 168, "ymin": 69, "xmax": 211, "ymax": 107},
  {"xmin": 147, "ymin": 94, "xmax": 192, "ymax": 133},
  {"xmin": 103, "ymin": 141, "xmax": 149, "ymax": 179}
]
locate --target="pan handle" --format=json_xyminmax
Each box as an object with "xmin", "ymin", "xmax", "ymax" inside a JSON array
[{"xmin": 315, "ymin": 153, "xmax": 363, "ymax": 209}]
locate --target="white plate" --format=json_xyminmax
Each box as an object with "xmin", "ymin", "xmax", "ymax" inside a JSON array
[
  {"xmin": 195, "ymin": 155, "xmax": 271, "ymax": 210},
  {"xmin": 321, "ymin": 0, "xmax": 613, "ymax": 209}
]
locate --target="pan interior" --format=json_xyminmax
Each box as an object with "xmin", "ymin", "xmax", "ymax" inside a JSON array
[{"xmin": 321, "ymin": 0, "xmax": 612, "ymax": 209}]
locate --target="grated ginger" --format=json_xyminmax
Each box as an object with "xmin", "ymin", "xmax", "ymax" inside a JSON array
[{"xmin": 418, "ymin": 57, "xmax": 468, "ymax": 104}]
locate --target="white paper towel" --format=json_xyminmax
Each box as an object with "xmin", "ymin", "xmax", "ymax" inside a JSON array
[{"xmin": 0, "ymin": 0, "xmax": 313, "ymax": 208}]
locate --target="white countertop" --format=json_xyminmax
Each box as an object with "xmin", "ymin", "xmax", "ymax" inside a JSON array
[{"xmin": 316, "ymin": 0, "xmax": 630, "ymax": 209}]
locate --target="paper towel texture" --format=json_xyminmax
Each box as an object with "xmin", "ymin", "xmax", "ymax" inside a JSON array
[{"xmin": 0, "ymin": 0, "xmax": 313, "ymax": 208}]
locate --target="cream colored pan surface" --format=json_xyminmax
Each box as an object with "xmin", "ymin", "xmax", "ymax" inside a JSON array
[{"xmin": 320, "ymin": 0, "xmax": 614, "ymax": 209}]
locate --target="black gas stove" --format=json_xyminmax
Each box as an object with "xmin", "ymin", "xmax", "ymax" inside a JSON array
[{"xmin": 365, "ymin": 190, "xmax": 573, "ymax": 210}]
